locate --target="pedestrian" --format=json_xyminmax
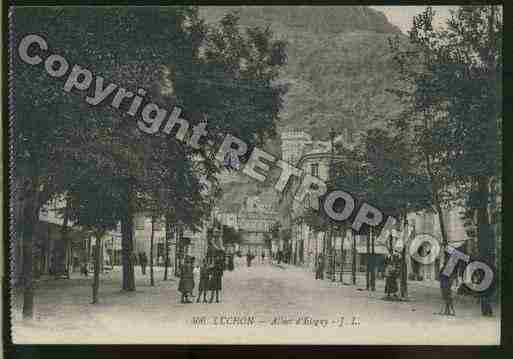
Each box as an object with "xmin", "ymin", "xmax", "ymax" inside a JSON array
[
  {"xmin": 246, "ymin": 252, "xmax": 252, "ymax": 267},
  {"xmin": 139, "ymin": 252, "xmax": 147, "ymax": 275},
  {"xmin": 439, "ymin": 269, "xmax": 456, "ymax": 316},
  {"xmin": 227, "ymin": 254, "xmax": 234, "ymax": 271},
  {"xmin": 315, "ymin": 254, "xmax": 325, "ymax": 280},
  {"xmin": 196, "ymin": 258, "xmax": 210, "ymax": 303},
  {"xmin": 80, "ymin": 263, "xmax": 88, "ymax": 276},
  {"xmin": 209, "ymin": 254, "xmax": 224, "ymax": 303},
  {"xmin": 49, "ymin": 257, "xmax": 55, "ymax": 276},
  {"xmin": 178, "ymin": 256, "xmax": 195, "ymax": 303},
  {"xmin": 261, "ymin": 251, "xmax": 265, "ymax": 263},
  {"xmin": 384, "ymin": 254, "xmax": 399, "ymax": 300},
  {"xmin": 73, "ymin": 256, "xmax": 80, "ymax": 272}
]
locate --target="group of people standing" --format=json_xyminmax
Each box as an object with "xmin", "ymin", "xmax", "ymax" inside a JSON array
[{"xmin": 178, "ymin": 255, "xmax": 225, "ymax": 304}]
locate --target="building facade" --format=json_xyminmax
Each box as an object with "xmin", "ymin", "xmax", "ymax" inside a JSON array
[
  {"xmin": 277, "ymin": 128, "xmax": 385, "ymax": 275},
  {"xmin": 237, "ymin": 196, "xmax": 277, "ymax": 256}
]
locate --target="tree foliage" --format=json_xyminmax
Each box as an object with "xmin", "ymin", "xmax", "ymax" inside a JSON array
[
  {"xmin": 387, "ymin": 6, "xmax": 501, "ymax": 315},
  {"xmin": 13, "ymin": 7, "xmax": 287, "ymax": 316}
]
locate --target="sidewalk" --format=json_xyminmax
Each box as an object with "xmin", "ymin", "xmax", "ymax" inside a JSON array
[{"xmin": 275, "ymin": 261, "xmax": 499, "ymax": 312}]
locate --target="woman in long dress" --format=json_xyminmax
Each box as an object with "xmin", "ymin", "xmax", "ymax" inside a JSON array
[
  {"xmin": 196, "ymin": 258, "xmax": 210, "ymax": 303},
  {"xmin": 209, "ymin": 254, "xmax": 224, "ymax": 303},
  {"xmin": 178, "ymin": 256, "xmax": 195, "ymax": 303},
  {"xmin": 384, "ymin": 255, "xmax": 399, "ymax": 300}
]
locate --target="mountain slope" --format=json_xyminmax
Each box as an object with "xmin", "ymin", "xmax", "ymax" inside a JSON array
[{"xmin": 199, "ymin": 6, "xmax": 406, "ymax": 208}]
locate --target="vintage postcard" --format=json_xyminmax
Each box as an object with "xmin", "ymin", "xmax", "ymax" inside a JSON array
[{"xmin": 8, "ymin": 5, "xmax": 501, "ymax": 345}]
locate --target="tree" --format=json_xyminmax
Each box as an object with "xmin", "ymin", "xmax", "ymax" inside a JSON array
[
  {"xmin": 13, "ymin": 7, "xmax": 287, "ymax": 316},
  {"xmin": 388, "ymin": 8, "xmax": 457, "ymax": 254},
  {"xmin": 67, "ymin": 174, "xmax": 123, "ymax": 303},
  {"xmin": 12, "ymin": 6, "xmax": 201, "ymax": 314},
  {"xmin": 169, "ymin": 11, "xmax": 287, "ymax": 155},
  {"xmin": 12, "ymin": 7, "xmax": 87, "ymax": 318},
  {"xmin": 360, "ymin": 128, "xmax": 432, "ymax": 297},
  {"xmin": 389, "ymin": 6, "xmax": 501, "ymax": 315}
]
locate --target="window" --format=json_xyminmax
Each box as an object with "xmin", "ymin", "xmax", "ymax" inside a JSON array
[
  {"xmin": 310, "ymin": 163, "xmax": 319, "ymax": 177},
  {"xmin": 304, "ymin": 194, "xmax": 311, "ymax": 209},
  {"xmin": 135, "ymin": 216, "xmax": 146, "ymax": 230}
]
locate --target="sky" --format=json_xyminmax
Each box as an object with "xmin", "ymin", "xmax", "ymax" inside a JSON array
[{"xmin": 370, "ymin": 6, "xmax": 457, "ymax": 34}]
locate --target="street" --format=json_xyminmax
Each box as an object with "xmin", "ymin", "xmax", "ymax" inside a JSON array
[{"xmin": 12, "ymin": 260, "xmax": 500, "ymax": 345}]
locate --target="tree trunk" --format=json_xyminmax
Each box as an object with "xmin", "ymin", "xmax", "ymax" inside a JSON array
[
  {"xmin": 352, "ymin": 230, "xmax": 356, "ymax": 285},
  {"xmin": 339, "ymin": 227, "xmax": 345, "ymax": 283},
  {"xmin": 59, "ymin": 196, "xmax": 71, "ymax": 278},
  {"xmin": 477, "ymin": 175, "xmax": 493, "ymax": 316},
  {"xmin": 329, "ymin": 223, "xmax": 335, "ymax": 281},
  {"xmin": 164, "ymin": 215, "xmax": 171, "ymax": 281},
  {"xmin": 100, "ymin": 240, "xmax": 104, "ymax": 274},
  {"xmin": 21, "ymin": 176, "xmax": 39, "ymax": 319},
  {"xmin": 92, "ymin": 235, "xmax": 102, "ymax": 304},
  {"xmin": 174, "ymin": 225, "xmax": 181, "ymax": 277},
  {"xmin": 86, "ymin": 238, "xmax": 91, "ymax": 276},
  {"xmin": 370, "ymin": 227, "xmax": 376, "ymax": 291},
  {"xmin": 68, "ymin": 245, "xmax": 73, "ymax": 274},
  {"xmin": 150, "ymin": 217, "xmax": 155, "ymax": 286},
  {"xmin": 400, "ymin": 216, "xmax": 408, "ymax": 299},
  {"xmin": 121, "ymin": 204, "xmax": 136, "ymax": 291},
  {"xmin": 434, "ymin": 202, "xmax": 448, "ymax": 256},
  {"xmin": 366, "ymin": 232, "xmax": 370, "ymax": 290},
  {"xmin": 424, "ymin": 151, "xmax": 449, "ymax": 262}
]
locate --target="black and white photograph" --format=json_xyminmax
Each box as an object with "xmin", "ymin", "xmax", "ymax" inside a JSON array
[{"xmin": 8, "ymin": 5, "xmax": 502, "ymax": 345}]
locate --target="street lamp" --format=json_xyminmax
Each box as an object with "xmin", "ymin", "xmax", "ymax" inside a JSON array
[{"xmin": 328, "ymin": 127, "xmax": 337, "ymax": 281}]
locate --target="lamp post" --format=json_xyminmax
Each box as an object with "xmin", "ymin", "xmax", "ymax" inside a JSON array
[
  {"xmin": 328, "ymin": 127, "xmax": 337, "ymax": 281},
  {"xmin": 352, "ymin": 230, "xmax": 357, "ymax": 285}
]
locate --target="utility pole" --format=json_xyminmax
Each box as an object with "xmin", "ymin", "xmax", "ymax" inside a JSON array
[
  {"xmin": 339, "ymin": 226, "xmax": 345, "ymax": 283},
  {"xmin": 370, "ymin": 227, "xmax": 376, "ymax": 291},
  {"xmin": 400, "ymin": 219, "xmax": 409, "ymax": 300},
  {"xmin": 352, "ymin": 230, "xmax": 357, "ymax": 285},
  {"xmin": 366, "ymin": 231, "xmax": 370, "ymax": 290},
  {"xmin": 328, "ymin": 127, "xmax": 336, "ymax": 281}
]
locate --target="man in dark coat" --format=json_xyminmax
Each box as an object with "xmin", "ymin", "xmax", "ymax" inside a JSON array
[
  {"xmin": 209, "ymin": 255, "xmax": 224, "ymax": 303},
  {"xmin": 246, "ymin": 252, "xmax": 253, "ymax": 267},
  {"xmin": 315, "ymin": 254, "xmax": 325, "ymax": 280},
  {"xmin": 439, "ymin": 269, "xmax": 456, "ymax": 315},
  {"xmin": 139, "ymin": 252, "xmax": 148, "ymax": 275},
  {"xmin": 178, "ymin": 256, "xmax": 195, "ymax": 303}
]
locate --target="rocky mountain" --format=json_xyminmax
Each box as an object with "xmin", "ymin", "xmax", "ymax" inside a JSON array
[{"xmin": 199, "ymin": 6, "xmax": 407, "ymax": 210}]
